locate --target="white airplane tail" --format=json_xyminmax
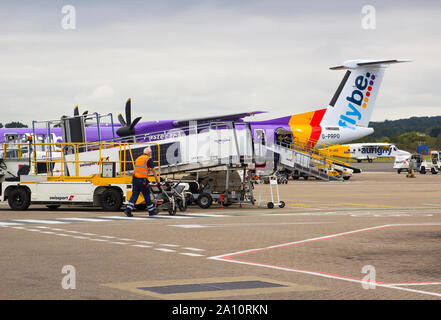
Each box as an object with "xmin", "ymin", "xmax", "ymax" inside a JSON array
[{"xmin": 321, "ymin": 59, "xmax": 410, "ymax": 129}]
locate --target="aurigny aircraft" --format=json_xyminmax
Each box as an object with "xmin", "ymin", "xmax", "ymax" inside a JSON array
[{"xmin": 0, "ymin": 59, "xmax": 409, "ymax": 151}]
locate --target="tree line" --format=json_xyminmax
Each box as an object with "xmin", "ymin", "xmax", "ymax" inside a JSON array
[{"xmin": 0, "ymin": 122, "xmax": 28, "ymax": 128}]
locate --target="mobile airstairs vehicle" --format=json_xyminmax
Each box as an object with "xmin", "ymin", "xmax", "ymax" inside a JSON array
[{"xmin": 0, "ymin": 139, "xmax": 163, "ymax": 211}]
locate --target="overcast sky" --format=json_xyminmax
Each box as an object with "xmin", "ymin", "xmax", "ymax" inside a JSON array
[{"xmin": 0, "ymin": 0, "xmax": 440, "ymax": 126}]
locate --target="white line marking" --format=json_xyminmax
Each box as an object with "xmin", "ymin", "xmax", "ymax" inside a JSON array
[
  {"xmin": 137, "ymin": 241, "xmax": 155, "ymax": 244},
  {"xmin": 183, "ymin": 247, "xmax": 205, "ymax": 252},
  {"xmin": 0, "ymin": 222, "xmax": 23, "ymax": 226},
  {"xmin": 132, "ymin": 245, "xmax": 152, "ymax": 248},
  {"xmin": 171, "ymin": 224, "xmax": 206, "ymax": 228},
  {"xmin": 57, "ymin": 218, "xmax": 109, "ymax": 222},
  {"xmin": 153, "ymin": 215, "xmax": 193, "ymax": 219},
  {"xmin": 118, "ymin": 238, "xmax": 135, "ymax": 241},
  {"xmin": 100, "ymin": 216, "xmax": 149, "ymax": 221},
  {"xmin": 159, "ymin": 244, "xmax": 179, "ymax": 247},
  {"xmin": 110, "ymin": 241, "xmax": 128, "ymax": 245},
  {"xmin": 14, "ymin": 219, "xmax": 67, "ymax": 224},
  {"xmin": 188, "ymin": 213, "xmax": 230, "ymax": 218},
  {"xmin": 179, "ymin": 252, "xmax": 205, "ymax": 257},
  {"xmin": 88, "ymin": 238, "xmax": 108, "ymax": 242},
  {"xmin": 154, "ymin": 248, "xmax": 176, "ymax": 253}
]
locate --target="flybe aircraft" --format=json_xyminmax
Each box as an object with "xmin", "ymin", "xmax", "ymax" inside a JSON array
[{"xmin": 0, "ymin": 59, "xmax": 409, "ymax": 148}]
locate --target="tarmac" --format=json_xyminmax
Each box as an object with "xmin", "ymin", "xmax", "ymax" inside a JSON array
[{"xmin": 1, "ymin": 162, "xmax": 441, "ymax": 300}]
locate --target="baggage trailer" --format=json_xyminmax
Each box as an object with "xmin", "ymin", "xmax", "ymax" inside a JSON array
[{"xmin": 0, "ymin": 141, "xmax": 161, "ymax": 211}]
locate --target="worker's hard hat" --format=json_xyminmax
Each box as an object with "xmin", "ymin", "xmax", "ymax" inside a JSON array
[{"xmin": 143, "ymin": 147, "xmax": 152, "ymax": 154}]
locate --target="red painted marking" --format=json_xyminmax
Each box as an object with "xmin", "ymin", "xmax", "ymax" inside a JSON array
[
  {"xmin": 309, "ymin": 108, "xmax": 326, "ymax": 144},
  {"xmin": 216, "ymin": 224, "xmax": 441, "ymax": 287}
]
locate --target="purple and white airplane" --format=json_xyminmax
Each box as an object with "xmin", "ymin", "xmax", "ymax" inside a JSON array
[{"xmin": 0, "ymin": 59, "xmax": 409, "ymax": 149}]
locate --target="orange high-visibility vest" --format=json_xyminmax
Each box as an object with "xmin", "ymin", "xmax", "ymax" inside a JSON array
[{"xmin": 133, "ymin": 155, "xmax": 151, "ymax": 178}]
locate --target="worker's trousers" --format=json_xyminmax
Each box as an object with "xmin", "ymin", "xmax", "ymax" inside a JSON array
[{"xmin": 125, "ymin": 177, "xmax": 155, "ymax": 214}]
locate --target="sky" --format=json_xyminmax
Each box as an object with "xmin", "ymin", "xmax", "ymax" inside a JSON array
[{"xmin": 0, "ymin": 0, "xmax": 440, "ymax": 126}]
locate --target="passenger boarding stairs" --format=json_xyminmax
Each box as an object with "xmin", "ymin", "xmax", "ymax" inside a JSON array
[{"xmin": 270, "ymin": 140, "xmax": 344, "ymax": 181}]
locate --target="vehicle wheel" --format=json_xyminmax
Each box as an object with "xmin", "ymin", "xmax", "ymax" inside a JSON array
[
  {"xmin": 303, "ymin": 176, "xmax": 309, "ymax": 180},
  {"xmin": 368, "ymin": 159, "xmax": 373, "ymax": 163},
  {"xmin": 357, "ymin": 159, "xmax": 362, "ymax": 163},
  {"xmin": 46, "ymin": 205, "xmax": 60, "ymax": 210},
  {"xmin": 267, "ymin": 202, "xmax": 274, "ymax": 209},
  {"xmin": 343, "ymin": 176, "xmax": 350, "ymax": 180},
  {"xmin": 431, "ymin": 168, "xmax": 438, "ymax": 174},
  {"xmin": 293, "ymin": 176, "xmax": 299, "ymax": 180},
  {"xmin": 8, "ymin": 188, "xmax": 31, "ymax": 211},
  {"xmin": 397, "ymin": 169, "xmax": 402, "ymax": 174},
  {"xmin": 197, "ymin": 193, "xmax": 213, "ymax": 209},
  {"xmin": 420, "ymin": 167, "xmax": 426, "ymax": 174},
  {"xmin": 101, "ymin": 188, "xmax": 123, "ymax": 211},
  {"xmin": 279, "ymin": 201, "xmax": 285, "ymax": 208}
]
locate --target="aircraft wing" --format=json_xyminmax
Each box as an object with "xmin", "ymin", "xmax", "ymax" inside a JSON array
[{"xmin": 172, "ymin": 111, "xmax": 267, "ymax": 126}]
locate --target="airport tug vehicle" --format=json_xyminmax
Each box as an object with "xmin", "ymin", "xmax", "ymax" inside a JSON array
[{"xmin": 0, "ymin": 139, "xmax": 162, "ymax": 212}]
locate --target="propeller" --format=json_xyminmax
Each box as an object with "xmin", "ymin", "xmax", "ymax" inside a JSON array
[
  {"xmin": 116, "ymin": 98, "xmax": 142, "ymax": 137},
  {"xmin": 61, "ymin": 106, "xmax": 89, "ymax": 121},
  {"xmin": 73, "ymin": 106, "xmax": 88, "ymax": 117}
]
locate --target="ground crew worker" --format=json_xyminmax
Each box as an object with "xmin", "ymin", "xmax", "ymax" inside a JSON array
[{"xmin": 124, "ymin": 147, "xmax": 160, "ymax": 217}]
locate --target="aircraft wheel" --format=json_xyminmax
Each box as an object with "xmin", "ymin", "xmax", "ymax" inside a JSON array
[{"xmin": 8, "ymin": 188, "xmax": 31, "ymax": 211}]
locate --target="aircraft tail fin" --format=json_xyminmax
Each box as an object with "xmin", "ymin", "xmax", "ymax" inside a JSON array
[{"xmin": 321, "ymin": 59, "xmax": 410, "ymax": 129}]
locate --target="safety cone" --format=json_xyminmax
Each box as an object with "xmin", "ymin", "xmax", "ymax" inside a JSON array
[{"xmin": 407, "ymin": 167, "xmax": 415, "ymax": 178}]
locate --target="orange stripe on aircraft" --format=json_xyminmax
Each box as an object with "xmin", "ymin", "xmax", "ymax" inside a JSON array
[{"xmin": 288, "ymin": 108, "xmax": 326, "ymax": 146}]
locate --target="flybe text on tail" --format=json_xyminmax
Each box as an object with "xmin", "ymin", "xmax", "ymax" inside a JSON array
[{"xmin": 338, "ymin": 72, "xmax": 376, "ymax": 130}]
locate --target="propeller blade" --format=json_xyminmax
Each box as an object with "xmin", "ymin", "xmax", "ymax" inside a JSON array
[
  {"xmin": 74, "ymin": 106, "xmax": 79, "ymax": 117},
  {"xmin": 117, "ymin": 113, "xmax": 126, "ymax": 126},
  {"xmin": 129, "ymin": 116, "xmax": 142, "ymax": 130},
  {"xmin": 82, "ymin": 110, "xmax": 88, "ymax": 116},
  {"xmin": 125, "ymin": 98, "xmax": 131, "ymax": 125}
]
